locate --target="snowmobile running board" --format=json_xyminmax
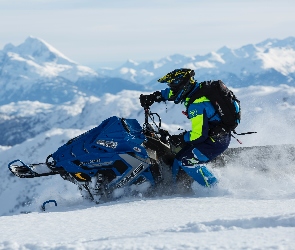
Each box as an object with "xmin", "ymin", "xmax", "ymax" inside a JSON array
[{"xmin": 8, "ymin": 159, "xmax": 59, "ymax": 178}]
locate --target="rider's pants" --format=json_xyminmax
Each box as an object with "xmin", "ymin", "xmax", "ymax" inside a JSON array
[{"xmin": 172, "ymin": 134, "xmax": 231, "ymax": 187}]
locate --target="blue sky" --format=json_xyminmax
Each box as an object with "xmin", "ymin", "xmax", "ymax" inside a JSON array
[{"xmin": 0, "ymin": 0, "xmax": 294, "ymax": 68}]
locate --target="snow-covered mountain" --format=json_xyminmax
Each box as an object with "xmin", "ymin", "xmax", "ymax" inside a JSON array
[
  {"xmin": 1, "ymin": 37, "xmax": 295, "ymax": 249},
  {"xmin": 0, "ymin": 36, "xmax": 146, "ymax": 145},
  {"xmin": 0, "ymin": 91, "xmax": 144, "ymax": 146},
  {"xmin": 1, "ymin": 36, "xmax": 295, "ymax": 146},
  {"xmin": 0, "ymin": 36, "xmax": 144, "ymax": 105},
  {"xmin": 97, "ymin": 37, "xmax": 295, "ymax": 89}
]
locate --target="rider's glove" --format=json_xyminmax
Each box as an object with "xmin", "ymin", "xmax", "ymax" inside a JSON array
[
  {"xmin": 140, "ymin": 91, "xmax": 163, "ymax": 108},
  {"xmin": 170, "ymin": 134, "xmax": 186, "ymax": 148}
]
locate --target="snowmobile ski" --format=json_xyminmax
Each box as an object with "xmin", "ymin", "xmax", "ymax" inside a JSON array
[
  {"xmin": 8, "ymin": 159, "xmax": 59, "ymax": 178},
  {"xmin": 41, "ymin": 200, "xmax": 57, "ymax": 211}
]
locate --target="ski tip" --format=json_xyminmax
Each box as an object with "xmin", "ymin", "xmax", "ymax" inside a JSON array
[{"xmin": 41, "ymin": 200, "xmax": 57, "ymax": 211}]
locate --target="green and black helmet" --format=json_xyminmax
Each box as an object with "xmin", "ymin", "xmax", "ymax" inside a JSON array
[{"xmin": 158, "ymin": 68, "xmax": 196, "ymax": 104}]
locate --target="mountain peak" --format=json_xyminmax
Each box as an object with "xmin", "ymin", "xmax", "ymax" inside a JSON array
[
  {"xmin": 24, "ymin": 35, "xmax": 46, "ymax": 45},
  {"xmin": 121, "ymin": 59, "xmax": 139, "ymax": 68},
  {"xmin": 216, "ymin": 46, "xmax": 232, "ymax": 55},
  {"xmin": 3, "ymin": 42, "xmax": 15, "ymax": 51},
  {"xmin": 3, "ymin": 36, "xmax": 76, "ymax": 65},
  {"xmin": 256, "ymin": 36, "xmax": 295, "ymax": 49}
]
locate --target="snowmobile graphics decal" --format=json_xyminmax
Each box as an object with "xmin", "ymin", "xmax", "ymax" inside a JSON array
[
  {"xmin": 72, "ymin": 172, "xmax": 91, "ymax": 182},
  {"xmin": 73, "ymin": 159, "xmax": 114, "ymax": 168},
  {"xmin": 96, "ymin": 140, "xmax": 118, "ymax": 149},
  {"xmin": 90, "ymin": 161, "xmax": 113, "ymax": 167},
  {"xmin": 115, "ymin": 154, "xmax": 150, "ymax": 188},
  {"xmin": 133, "ymin": 147, "xmax": 141, "ymax": 152},
  {"xmin": 116, "ymin": 163, "xmax": 145, "ymax": 188},
  {"xmin": 75, "ymin": 173, "xmax": 87, "ymax": 181}
]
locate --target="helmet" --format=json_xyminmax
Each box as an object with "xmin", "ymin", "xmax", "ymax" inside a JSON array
[{"xmin": 158, "ymin": 68, "xmax": 196, "ymax": 104}]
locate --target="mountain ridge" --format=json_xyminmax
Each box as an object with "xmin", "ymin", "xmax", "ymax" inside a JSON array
[
  {"xmin": 97, "ymin": 36, "xmax": 295, "ymax": 89},
  {"xmin": 1, "ymin": 36, "xmax": 295, "ymax": 146},
  {"xmin": 0, "ymin": 36, "xmax": 144, "ymax": 105}
]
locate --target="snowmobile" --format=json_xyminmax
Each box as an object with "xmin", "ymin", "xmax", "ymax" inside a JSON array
[
  {"xmin": 8, "ymin": 109, "xmax": 181, "ymax": 203},
  {"xmin": 8, "ymin": 106, "xmax": 295, "ymax": 203}
]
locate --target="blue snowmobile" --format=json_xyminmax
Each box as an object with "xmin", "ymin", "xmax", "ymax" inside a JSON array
[
  {"xmin": 8, "ymin": 109, "xmax": 214, "ymax": 203},
  {"xmin": 7, "ymin": 106, "xmax": 294, "ymax": 205}
]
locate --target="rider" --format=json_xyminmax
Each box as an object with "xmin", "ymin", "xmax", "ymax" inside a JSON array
[{"xmin": 139, "ymin": 68, "xmax": 231, "ymax": 188}]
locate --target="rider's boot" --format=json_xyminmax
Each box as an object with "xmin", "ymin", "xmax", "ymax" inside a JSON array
[{"xmin": 172, "ymin": 159, "xmax": 218, "ymax": 188}]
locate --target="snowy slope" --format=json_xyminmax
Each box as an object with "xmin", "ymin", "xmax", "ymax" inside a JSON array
[
  {"xmin": 1, "ymin": 84, "xmax": 295, "ymax": 146},
  {"xmin": 1, "ymin": 131, "xmax": 295, "ymax": 249},
  {"xmin": 0, "ymin": 84, "xmax": 295, "ymax": 217},
  {"xmin": 0, "ymin": 90, "xmax": 145, "ymax": 146},
  {"xmin": 97, "ymin": 37, "xmax": 295, "ymax": 89},
  {"xmin": 1, "ymin": 197, "xmax": 295, "ymax": 249},
  {"xmin": 1, "ymin": 140, "xmax": 295, "ymax": 249}
]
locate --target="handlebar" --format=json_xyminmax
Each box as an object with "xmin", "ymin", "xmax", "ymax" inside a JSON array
[
  {"xmin": 143, "ymin": 107, "xmax": 186, "ymax": 154},
  {"xmin": 143, "ymin": 108, "xmax": 171, "ymax": 144},
  {"xmin": 144, "ymin": 108, "xmax": 161, "ymax": 127}
]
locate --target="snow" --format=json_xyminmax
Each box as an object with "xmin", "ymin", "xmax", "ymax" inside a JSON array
[
  {"xmin": 0, "ymin": 146, "xmax": 10, "ymax": 152},
  {"xmin": 97, "ymin": 37, "xmax": 295, "ymax": 85},
  {"xmin": 2, "ymin": 199, "xmax": 295, "ymax": 249},
  {"xmin": 1, "ymin": 169, "xmax": 295, "ymax": 249},
  {"xmin": 1, "ymin": 36, "xmax": 295, "ymax": 249},
  {"xmin": 0, "ymin": 36, "xmax": 99, "ymax": 91},
  {"xmin": 187, "ymin": 60, "xmax": 216, "ymax": 70},
  {"xmin": 118, "ymin": 67, "xmax": 138, "ymax": 82},
  {"xmin": 209, "ymin": 51, "xmax": 225, "ymax": 64},
  {"xmin": 0, "ymin": 84, "xmax": 295, "ymax": 249},
  {"xmin": 258, "ymin": 47, "xmax": 295, "ymax": 75},
  {"xmin": 16, "ymin": 36, "xmax": 76, "ymax": 65},
  {"xmin": 0, "ymin": 101, "xmax": 53, "ymax": 116}
]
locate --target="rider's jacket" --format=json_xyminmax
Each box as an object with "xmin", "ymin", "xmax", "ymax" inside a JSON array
[{"xmin": 160, "ymin": 86, "xmax": 222, "ymax": 144}]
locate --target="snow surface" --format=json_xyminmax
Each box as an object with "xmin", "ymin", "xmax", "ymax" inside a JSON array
[
  {"xmin": 0, "ymin": 84, "xmax": 295, "ymax": 249},
  {"xmin": 1, "ymin": 197, "xmax": 295, "ymax": 250},
  {"xmin": 1, "ymin": 158, "xmax": 295, "ymax": 250}
]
